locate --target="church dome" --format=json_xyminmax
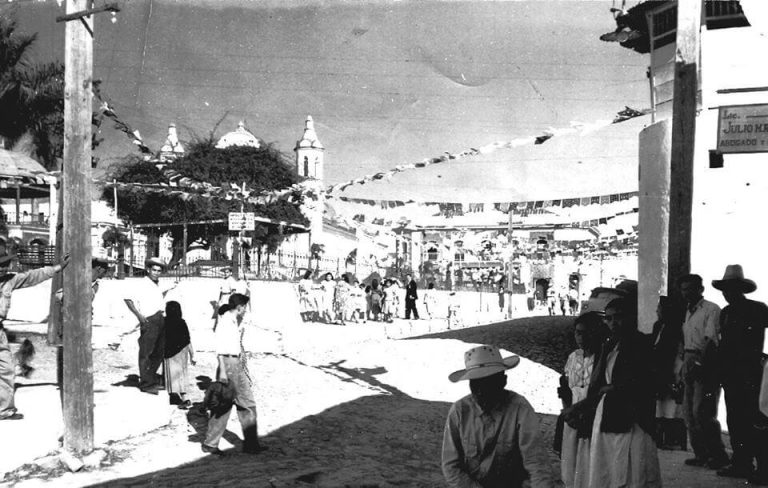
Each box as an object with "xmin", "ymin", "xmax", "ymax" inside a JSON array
[
  {"xmin": 295, "ymin": 115, "xmax": 324, "ymax": 150},
  {"xmin": 216, "ymin": 121, "xmax": 261, "ymax": 149}
]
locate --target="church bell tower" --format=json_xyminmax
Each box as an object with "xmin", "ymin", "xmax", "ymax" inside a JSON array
[{"xmin": 294, "ymin": 115, "xmax": 325, "ymax": 181}]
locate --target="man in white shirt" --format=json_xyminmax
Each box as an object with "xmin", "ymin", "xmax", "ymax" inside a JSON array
[
  {"xmin": 678, "ymin": 274, "xmax": 729, "ymax": 469},
  {"xmin": 124, "ymin": 257, "xmax": 176, "ymax": 394},
  {"xmin": 442, "ymin": 345, "xmax": 554, "ymax": 487},
  {"xmin": 203, "ymin": 293, "xmax": 263, "ymax": 455}
]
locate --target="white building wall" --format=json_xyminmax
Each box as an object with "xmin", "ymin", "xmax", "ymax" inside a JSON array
[{"xmin": 689, "ymin": 25, "xmax": 768, "ymax": 311}]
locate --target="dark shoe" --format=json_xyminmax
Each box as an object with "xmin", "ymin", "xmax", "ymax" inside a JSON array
[
  {"xmin": 140, "ymin": 385, "xmax": 161, "ymax": 395},
  {"xmin": 0, "ymin": 413, "xmax": 24, "ymax": 421},
  {"xmin": 201, "ymin": 444, "xmax": 224, "ymax": 455},
  {"xmin": 178, "ymin": 400, "xmax": 192, "ymax": 410},
  {"xmin": 707, "ymin": 456, "xmax": 731, "ymax": 470},
  {"xmin": 243, "ymin": 444, "xmax": 268, "ymax": 455},
  {"xmin": 684, "ymin": 457, "xmax": 708, "ymax": 467},
  {"xmin": 717, "ymin": 464, "xmax": 754, "ymax": 478}
]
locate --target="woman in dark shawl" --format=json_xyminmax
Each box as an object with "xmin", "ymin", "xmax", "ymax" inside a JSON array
[{"xmin": 164, "ymin": 301, "xmax": 195, "ymax": 409}]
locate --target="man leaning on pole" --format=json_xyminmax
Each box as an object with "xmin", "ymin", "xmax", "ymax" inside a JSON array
[{"xmin": 0, "ymin": 254, "xmax": 70, "ymax": 420}]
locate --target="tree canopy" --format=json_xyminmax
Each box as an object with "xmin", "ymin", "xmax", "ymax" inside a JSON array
[
  {"xmin": 103, "ymin": 141, "xmax": 309, "ymax": 256},
  {"xmin": 0, "ymin": 17, "xmax": 65, "ymax": 170}
]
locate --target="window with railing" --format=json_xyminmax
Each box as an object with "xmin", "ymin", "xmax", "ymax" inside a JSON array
[{"xmin": 648, "ymin": 1, "xmax": 748, "ymax": 51}]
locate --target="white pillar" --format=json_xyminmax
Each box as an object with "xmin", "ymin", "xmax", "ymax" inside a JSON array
[{"xmin": 638, "ymin": 119, "xmax": 672, "ymax": 334}]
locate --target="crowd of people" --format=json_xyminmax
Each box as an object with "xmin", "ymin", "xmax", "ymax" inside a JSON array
[
  {"xmin": 5, "ymin": 253, "xmax": 768, "ymax": 485},
  {"xmin": 441, "ymin": 263, "xmax": 768, "ymax": 488},
  {"xmin": 297, "ymin": 271, "xmax": 431, "ymax": 324}
]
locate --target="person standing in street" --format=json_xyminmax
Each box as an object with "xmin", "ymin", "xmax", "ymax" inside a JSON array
[
  {"xmin": 0, "ymin": 255, "xmax": 69, "ymax": 420},
  {"xmin": 442, "ymin": 344, "xmax": 554, "ymax": 487},
  {"xmin": 560, "ymin": 312, "xmax": 606, "ymax": 488},
  {"xmin": 585, "ymin": 298, "xmax": 661, "ymax": 488},
  {"xmin": 423, "ymin": 282, "xmax": 438, "ymax": 319},
  {"xmin": 712, "ymin": 265, "xmax": 768, "ymax": 484},
  {"xmin": 163, "ymin": 301, "xmax": 195, "ymax": 409},
  {"xmin": 677, "ymin": 274, "xmax": 729, "ymax": 469},
  {"xmin": 405, "ymin": 274, "xmax": 419, "ymax": 320},
  {"xmin": 217, "ymin": 266, "xmax": 248, "ymax": 306},
  {"xmin": 202, "ymin": 293, "xmax": 264, "ymax": 455},
  {"xmin": 124, "ymin": 257, "xmax": 176, "ymax": 394}
]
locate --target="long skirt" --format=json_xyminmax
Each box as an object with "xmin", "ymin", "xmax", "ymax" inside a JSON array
[
  {"xmin": 588, "ymin": 397, "xmax": 662, "ymax": 488},
  {"xmin": 561, "ymin": 425, "xmax": 591, "ymax": 488},
  {"xmin": 163, "ymin": 345, "xmax": 190, "ymax": 396}
]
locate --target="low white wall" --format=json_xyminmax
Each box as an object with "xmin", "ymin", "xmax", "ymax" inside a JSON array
[{"xmin": 6, "ymin": 277, "xmax": 303, "ymax": 336}]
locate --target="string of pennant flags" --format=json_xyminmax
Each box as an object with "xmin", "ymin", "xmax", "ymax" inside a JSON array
[
  {"xmin": 93, "ymin": 86, "xmax": 153, "ymax": 156},
  {"xmin": 103, "ymin": 106, "xmax": 650, "ymax": 210},
  {"xmin": 323, "ymin": 106, "xmax": 650, "ymax": 195},
  {"xmin": 336, "ymin": 191, "xmax": 638, "ymax": 214}
]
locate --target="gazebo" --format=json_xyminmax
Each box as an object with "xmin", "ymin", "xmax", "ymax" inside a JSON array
[{"xmin": 0, "ymin": 148, "xmax": 57, "ymax": 246}]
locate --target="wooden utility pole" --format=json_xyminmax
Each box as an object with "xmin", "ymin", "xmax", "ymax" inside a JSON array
[
  {"xmin": 61, "ymin": 0, "xmax": 95, "ymax": 454},
  {"xmin": 667, "ymin": 0, "xmax": 702, "ymax": 294}
]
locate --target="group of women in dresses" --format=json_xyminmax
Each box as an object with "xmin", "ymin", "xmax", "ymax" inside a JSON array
[
  {"xmin": 560, "ymin": 298, "xmax": 662, "ymax": 488},
  {"xmin": 297, "ymin": 271, "xmax": 369, "ymax": 324},
  {"xmin": 298, "ymin": 271, "xmax": 417, "ymax": 324}
]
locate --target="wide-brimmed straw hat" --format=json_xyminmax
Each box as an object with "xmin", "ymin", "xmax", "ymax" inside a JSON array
[
  {"xmin": 448, "ymin": 345, "xmax": 520, "ymax": 383},
  {"xmin": 144, "ymin": 257, "xmax": 167, "ymax": 270},
  {"xmin": 712, "ymin": 264, "xmax": 757, "ymax": 293}
]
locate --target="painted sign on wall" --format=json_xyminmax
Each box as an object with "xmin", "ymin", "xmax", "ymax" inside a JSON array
[{"xmin": 717, "ymin": 104, "xmax": 768, "ymax": 153}]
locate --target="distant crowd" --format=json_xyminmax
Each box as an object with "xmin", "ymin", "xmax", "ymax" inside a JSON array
[{"xmin": 296, "ymin": 270, "xmax": 458, "ymax": 325}]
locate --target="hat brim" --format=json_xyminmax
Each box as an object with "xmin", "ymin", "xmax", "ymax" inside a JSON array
[
  {"xmin": 145, "ymin": 258, "xmax": 166, "ymax": 270},
  {"xmin": 712, "ymin": 278, "xmax": 756, "ymax": 293},
  {"xmin": 448, "ymin": 355, "xmax": 520, "ymax": 383}
]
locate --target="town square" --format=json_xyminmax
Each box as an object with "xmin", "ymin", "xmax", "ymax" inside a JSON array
[{"xmin": 1, "ymin": 1, "xmax": 768, "ymax": 487}]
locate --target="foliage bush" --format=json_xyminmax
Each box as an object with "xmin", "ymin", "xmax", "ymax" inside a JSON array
[{"xmin": 102, "ymin": 141, "xmax": 309, "ymax": 259}]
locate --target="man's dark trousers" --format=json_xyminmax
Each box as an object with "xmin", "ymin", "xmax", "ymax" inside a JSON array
[
  {"xmin": 682, "ymin": 353, "xmax": 727, "ymax": 462},
  {"xmin": 138, "ymin": 312, "xmax": 165, "ymax": 389},
  {"xmin": 405, "ymin": 299, "xmax": 419, "ymax": 320},
  {"xmin": 405, "ymin": 281, "xmax": 419, "ymax": 319},
  {"xmin": 722, "ymin": 368, "xmax": 765, "ymax": 472}
]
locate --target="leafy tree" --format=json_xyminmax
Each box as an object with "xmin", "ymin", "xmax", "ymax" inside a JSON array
[
  {"xmin": 0, "ymin": 17, "xmax": 65, "ymax": 170},
  {"xmin": 103, "ymin": 141, "xmax": 309, "ymax": 263}
]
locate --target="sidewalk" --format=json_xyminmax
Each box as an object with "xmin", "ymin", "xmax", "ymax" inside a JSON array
[{"xmin": 1, "ymin": 322, "xmax": 173, "ymax": 480}]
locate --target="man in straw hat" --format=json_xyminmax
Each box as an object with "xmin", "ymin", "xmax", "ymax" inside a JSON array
[
  {"xmin": 442, "ymin": 345, "xmax": 554, "ymax": 487},
  {"xmin": 124, "ymin": 257, "xmax": 177, "ymax": 394},
  {"xmin": 711, "ymin": 264, "xmax": 768, "ymax": 484}
]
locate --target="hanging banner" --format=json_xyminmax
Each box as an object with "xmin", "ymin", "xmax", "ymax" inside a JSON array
[{"xmin": 717, "ymin": 104, "xmax": 768, "ymax": 153}]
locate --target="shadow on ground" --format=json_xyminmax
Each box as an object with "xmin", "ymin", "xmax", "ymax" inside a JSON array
[
  {"xmin": 413, "ymin": 315, "xmax": 576, "ymax": 372},
  {"xmin": 87, "ymin": 395, "xmax": 453, "ymax": 487},
  {"xmin": 83, "ymin": 356, "xmax": 564, "ymax": 488}
]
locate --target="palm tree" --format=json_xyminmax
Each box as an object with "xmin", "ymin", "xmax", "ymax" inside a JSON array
[{"xmin": 0, "ymin": 16, "xmax": 65, "ymax": 170}]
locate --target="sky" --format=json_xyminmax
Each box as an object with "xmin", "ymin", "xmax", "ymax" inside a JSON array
[{"xmin": 6, "ymin": 0, "xmax": 652, "ymax": 202}]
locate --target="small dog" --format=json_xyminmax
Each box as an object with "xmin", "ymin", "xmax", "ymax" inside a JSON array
[{"xmin": 14, "ymin": 338, "xmax": 35, "ymax": 378}]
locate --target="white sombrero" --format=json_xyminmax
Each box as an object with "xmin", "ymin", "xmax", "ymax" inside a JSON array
[{"xmin": 448, "ymin": 345, "xmax": 520, "ymax": 383}]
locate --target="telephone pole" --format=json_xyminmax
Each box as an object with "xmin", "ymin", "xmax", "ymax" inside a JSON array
[
  {"xmin": 667, "ymin": 0, "xmax": 702, "ymax": 293},
  {"xmin": 57, "ymin": 0, "xmax": 120, "ymax": 455}
]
